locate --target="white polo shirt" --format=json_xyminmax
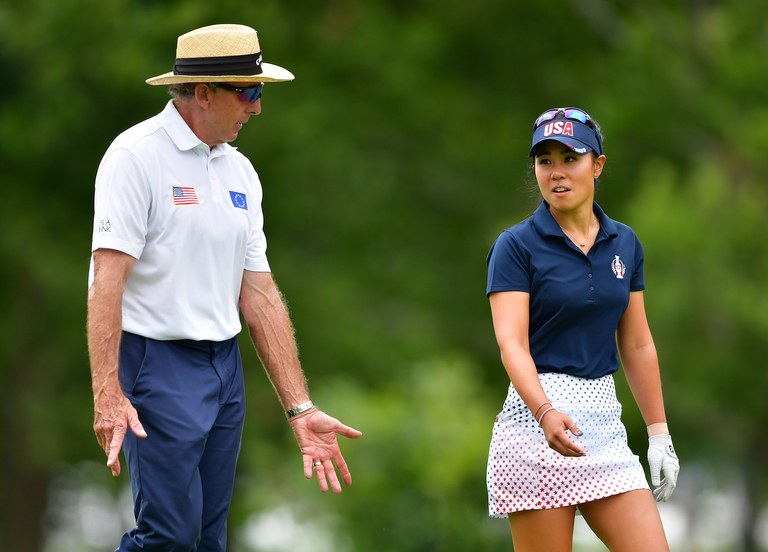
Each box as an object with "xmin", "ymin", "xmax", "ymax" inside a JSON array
[{"xmin": 90, "ymin": 100, "xmax": 271, "ymax": 341}]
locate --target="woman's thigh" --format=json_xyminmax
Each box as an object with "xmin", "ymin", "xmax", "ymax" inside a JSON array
[
  {"xmin": 507, "ymin": 506, "xmax": 578, "ymax": 552},
  {"xmin": 579, "ymin": 489, "xmax": 669, "ymax": 552}
]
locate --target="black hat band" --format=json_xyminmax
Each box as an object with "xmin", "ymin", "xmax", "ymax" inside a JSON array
[{"xmin": 173, "ymin": 52, "xmax": 263, "ymax": 76}]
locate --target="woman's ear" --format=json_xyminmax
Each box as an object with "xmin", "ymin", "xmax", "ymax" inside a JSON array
[{"xmin": 593, "ymin": 154, "xmax": 607, "ymax": 178}]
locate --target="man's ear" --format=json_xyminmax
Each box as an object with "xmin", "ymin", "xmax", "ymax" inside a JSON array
[{"xmin": 194, "ymin": 83, "xmax": 214, "ymax": 108}]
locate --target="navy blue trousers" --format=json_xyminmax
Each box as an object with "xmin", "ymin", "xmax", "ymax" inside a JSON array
[{"xmin": 117, "ymin": 331, "xmax": 245, "ymax": 552}]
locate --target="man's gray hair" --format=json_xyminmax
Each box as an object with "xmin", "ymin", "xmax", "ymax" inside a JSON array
[{"xmin": 167, "ymin": 83, "xmax": 200, "ymax": 100}]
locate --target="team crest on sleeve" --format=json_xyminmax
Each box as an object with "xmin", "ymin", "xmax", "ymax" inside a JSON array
[
  {"xmin": 229, "ymin": 191, "xmax": 248, "ymax": 210},
  {"xmin": 172, "ymin": 186, "xmax": 199, "ymax": 205},
  {"xmin": 611, "ymin": 255, "xmax": 626, "ymax": 279},
  {"xmin": 97, "ymin": 219, "xmax": 112, "ymax": 233}
]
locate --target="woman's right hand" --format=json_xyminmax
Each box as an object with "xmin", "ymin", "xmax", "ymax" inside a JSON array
[{"xmin": 540, "ymin": 409, "xmax": 584, "ymax": 457}]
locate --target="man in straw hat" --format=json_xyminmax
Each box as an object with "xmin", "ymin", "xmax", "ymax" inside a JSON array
[{"xmin": 87, "ymin": 24, "xmax": 362, "ymax": 551}]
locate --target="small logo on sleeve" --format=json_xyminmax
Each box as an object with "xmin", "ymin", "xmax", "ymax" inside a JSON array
[
  {"xmin": 172, "ymin": 186, "xmax": 199, "ymax": 206},
  {"xmin": 97, "ymin": 219, "xmax": 112, "ymax": 233},
  {"xmin": 611, "ymin": 255, "xmax": 626, "ymax": 279},
  {"xmin": 229, "ymin": 191, "xmax": 248, "ymax": 210}
]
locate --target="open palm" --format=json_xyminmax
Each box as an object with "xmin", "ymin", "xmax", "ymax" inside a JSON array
[{"xmin": 289, "ymin": 409, "xmax": 362, "ymax": 493}]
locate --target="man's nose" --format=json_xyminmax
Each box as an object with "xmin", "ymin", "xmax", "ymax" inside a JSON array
[{"xmin": 247, "ymin": 98, "xmax": 262, "ymax": 116}]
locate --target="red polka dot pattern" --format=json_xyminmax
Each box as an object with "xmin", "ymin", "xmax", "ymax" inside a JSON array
[{"xmin": 487, "ymin": 373, "xmax": 649, "ymax": 517}]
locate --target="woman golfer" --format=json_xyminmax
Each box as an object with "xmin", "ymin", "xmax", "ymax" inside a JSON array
[{"xmin": 485, "ymin": 107, "xmax": 679, "ymax": 551}]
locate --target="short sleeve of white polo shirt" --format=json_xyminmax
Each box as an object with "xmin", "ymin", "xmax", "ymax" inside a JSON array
[
  {"xmin": 241, "ymin": 164, "xmax": 270, "ymax": 273},
  {"xmin": 92, "ymin": 147, "xmax": 150, "ymax": 259}
]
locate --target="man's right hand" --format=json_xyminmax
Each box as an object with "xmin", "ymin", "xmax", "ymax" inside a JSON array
[{"xmin": 93, "ymin": 393, "xmax": 147, "ymax": 476}]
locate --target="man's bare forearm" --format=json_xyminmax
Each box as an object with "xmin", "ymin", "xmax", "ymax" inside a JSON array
[
  {"xmin": 240, "ymin": 271, "xmax": 310, "ymax": 410},
  {"xmin": 88, "ymin": 284, "xmax": 123, "ymax": 401},
  {"xmin": 88, "ymin": 250, "xmax": 134, "ymax": 401}
]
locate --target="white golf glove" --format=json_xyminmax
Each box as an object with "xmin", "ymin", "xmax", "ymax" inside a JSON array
[{"xmin": 647, "ymin": 434, "xmax": 679, "ymax": 502}]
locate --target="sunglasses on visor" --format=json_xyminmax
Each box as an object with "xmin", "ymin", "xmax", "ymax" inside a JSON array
[
  {"xmin": 533, "ymin": 107, "xmax": 595, "ymax": 130},
  {"xmin": 211, "ymin": 82, "xmax": 264, "ymax": 103}
]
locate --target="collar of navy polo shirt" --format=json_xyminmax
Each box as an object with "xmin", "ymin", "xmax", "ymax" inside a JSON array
[{"xmin": 531, "ymin": 200, "xmax": 619, "ymax": 245}]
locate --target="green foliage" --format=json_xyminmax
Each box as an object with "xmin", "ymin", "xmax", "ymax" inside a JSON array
[
  {"xmin": 1, "ymin": 0, "xmax": 768, "ymax": 550},
  {"xmin": 627, "ymin": 157, "xmax": 768, "ymax": 460},
  {"xmin": 234, "ymin": 356, "xmax": 506, "ymax": 551}
]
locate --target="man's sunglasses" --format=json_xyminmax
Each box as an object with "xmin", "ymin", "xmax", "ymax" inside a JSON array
[
  {"xmin": 211, "ymin": 82, "xmax": 263, "ymax": 103},
  {"xmin": 533, "ymin": 107, "xmax": 594, "ymax": 130}
]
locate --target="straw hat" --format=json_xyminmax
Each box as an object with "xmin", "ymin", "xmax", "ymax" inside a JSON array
[{"xmin": 146, "ymin": 24, "xmax": 294, "ymax": 85}]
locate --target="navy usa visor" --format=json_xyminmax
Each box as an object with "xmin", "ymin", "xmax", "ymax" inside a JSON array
[{"xmin": 529, "ymin": 120, "xmax": 602, "ymax": 157}]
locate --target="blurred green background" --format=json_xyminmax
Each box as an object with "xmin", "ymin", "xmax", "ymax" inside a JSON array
[{"xmin": 1, "ymin": 0, "xmax": 767, "ymax": 550}]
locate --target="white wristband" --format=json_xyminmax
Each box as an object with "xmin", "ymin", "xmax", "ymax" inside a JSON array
[{"xmin": 647, "ymin": 422, "xmax": 669, "ymax": 437}]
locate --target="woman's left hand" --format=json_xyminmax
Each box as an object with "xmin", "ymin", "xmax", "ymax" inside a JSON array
[
  {"xmin": 648, "ymin": 434, "xmax": 679, "ymax": 501},
  {"xmin": 540, "ymin": 409, "xmax": 584, "ymax": 457}
]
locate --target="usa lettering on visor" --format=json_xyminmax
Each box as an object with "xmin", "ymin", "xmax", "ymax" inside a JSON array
[{"xmin": 542, "ymin": 121, "xmax": 574, "ymax": 137}]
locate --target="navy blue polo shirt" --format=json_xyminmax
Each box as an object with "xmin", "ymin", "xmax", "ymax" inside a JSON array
[{"xmin": 486, "ymin": 201, "xmax": 645, "ymax": 379}]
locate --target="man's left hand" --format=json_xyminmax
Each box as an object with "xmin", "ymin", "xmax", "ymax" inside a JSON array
[{"xmin": 289, "ymin": 410, "xmax": 362, "ymax": 493}]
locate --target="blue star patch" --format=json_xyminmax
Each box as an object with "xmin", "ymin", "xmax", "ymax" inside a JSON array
[{"xmin": 229, "ymin": 191, "xmax": 248, "ymax": 210}]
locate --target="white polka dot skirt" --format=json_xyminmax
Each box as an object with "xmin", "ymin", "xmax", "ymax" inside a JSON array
[{"xmin": 487, "ymin": 372, "xmax": 649, "ymax": 517}]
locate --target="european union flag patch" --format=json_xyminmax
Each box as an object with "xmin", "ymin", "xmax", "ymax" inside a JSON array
[{"xmin": 229, "ymin": 191, "xmax": 248, "ymax": 210}]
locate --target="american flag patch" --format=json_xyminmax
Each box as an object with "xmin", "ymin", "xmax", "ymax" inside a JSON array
[{"xmin": 172, "ymin": 186, "xmax": 199, "ymax": 206}]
